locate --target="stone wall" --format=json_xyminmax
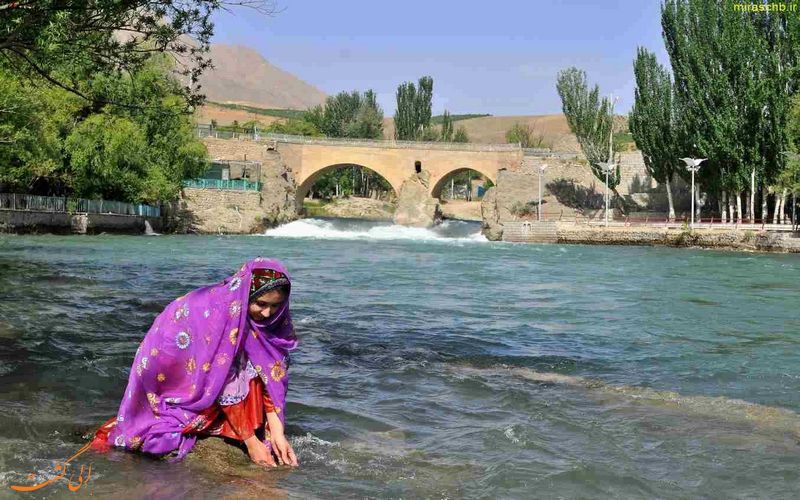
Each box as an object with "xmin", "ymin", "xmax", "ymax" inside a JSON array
[
  {"xmin": 179, "ymin": 139, "xmax": 298, "ymax": 234},
  {"xmin": 204, "ymin": 137, "xmax": 273, "ymax": 162},
  {"xmin": 521, "ymin": 152, "xmax": 691, "ymax": 215},
  {"xmin": 495, "ymin": 219, "xmax": 800, "ymax": 252},
  {"xmin": 166, "ymin": 189, "xmax": 265, "ymax": 234},
  {"xmin": 555, "ymin": 224, "xmax": 800, "ymax": 253},
  {"xmin": 0, "ymin": 210, "xmax": 161, "ymax": 234}
]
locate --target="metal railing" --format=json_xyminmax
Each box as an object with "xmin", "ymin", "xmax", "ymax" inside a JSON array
[
  {"xmin": 0, "ymin": 193, "xmax": 66, "ymax": 212},
  {"xmin": 196, "ymin": 125, "xmax": 523, "ymax": 153},
  {"xmin": 0, "ymin": 193, "xmax": 161, "ymax": 217},
  {"xmin": 182, "ymin": 179, "xmax": 262, "ymax": 191}
]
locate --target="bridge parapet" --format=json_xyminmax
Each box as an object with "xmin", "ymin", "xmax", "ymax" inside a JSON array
[{"xmin": 263, "ymin": 133, "xmax": 520, "ymax": 152}]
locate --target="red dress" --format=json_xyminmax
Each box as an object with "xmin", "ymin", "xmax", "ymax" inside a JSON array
[{"xmin": 92, "ymin": 378, "xmax": 274, "ymax": 450}]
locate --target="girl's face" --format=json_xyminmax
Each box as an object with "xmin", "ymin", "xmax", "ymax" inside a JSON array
[{"xmin": 248, "ymin": 289, "xmax": 286, "ymax": 321}]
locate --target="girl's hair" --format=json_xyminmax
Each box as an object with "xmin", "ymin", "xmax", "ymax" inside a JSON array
[{"xmin": 250, "ymin": 284, "xmax": 290, "ymax": 302}]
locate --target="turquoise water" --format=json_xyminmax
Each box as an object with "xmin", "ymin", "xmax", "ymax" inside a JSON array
[{"xmin": 1, "ymin": 218, "xmax": 799, "ymax": 498}]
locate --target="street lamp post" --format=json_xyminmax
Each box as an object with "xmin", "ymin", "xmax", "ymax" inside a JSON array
[
  {"xmin": 595, "ymin": 161, "xmax": 617, "ymax": 226},
  {"xmin": 538, "ymin": 163, "xmax": 548, "ymax": 222},
  {"xmin": 681, "ymin": 158, "xmax": 706, "ymax": 229}
]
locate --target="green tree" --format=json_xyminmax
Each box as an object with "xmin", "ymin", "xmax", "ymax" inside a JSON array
[
  {"xmin": 629, "ymin": 47, "xmax": 682, "ymax": 221},
  {"xmin": 453, "ymin": 126, "xmax": 469, "ymax": 143},
  {"xmin": 0, "ymin": 1, "xmax": 276, "ymax": 109},
  {"xmin": 555, "ymin": 67, "xmax": 620, "ymax": 192},
  {"xmin": 506, "ymin": 122, "xmax": 548, "ymax": 149},
  {"xmin": 439, "ymin": 110, "xmax": 454, "ymax": 142},
  {"xmin": 266, "ymin": 119, "xmax": 323, "ymax": 137},
  {"xmin": 394, "ymin": 76, "xmax": 434, "ymax": 140},
  {"xmin": 304, "ymin": 90, "xmax": 383, "ymax": 139},
  {"xmin": 64, "ymin": 113, "xmax": 149, "ymax": 201},
  {"xmin": 0, "ymin": 68, "xmax": 80, "ymax": 190},
  {"xmin": 1, "ymin": 53, "xmax": 207, "ymax": 203},
  {"xmin": 661, "ymin": 0, "xmax": 782, "ymax": 222}
]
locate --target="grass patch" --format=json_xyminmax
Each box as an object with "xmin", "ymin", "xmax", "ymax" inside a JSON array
[
  {"xmin": 207, "ymin": 102, "xmax": 306, "ymax": 120},
  {"xmin": 430, "ymin": 113, "xmax": 491, "ymax": 125}
]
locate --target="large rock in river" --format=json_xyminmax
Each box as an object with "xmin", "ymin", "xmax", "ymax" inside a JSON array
[
  {"xmin": 481, "ymin": 170, "xmax": 539, "ymax": 241},
  {"xmin": 393, "ymin": 170, "xmax": 442, "ymax": 228}
]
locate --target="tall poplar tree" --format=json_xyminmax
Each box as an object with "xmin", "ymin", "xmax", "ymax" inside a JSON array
[
  {"xmin": 629, "ymin": 47, "xmax": 681, "ymax": 220},
  {"xmin": 555, "ymin": 67, "xmax": 619, "ymax": 191},
  {"xmin": 394, "ymin": 76, "xmax": 434, "ymax": 140},
  {"xmin": 662, "ymin": 0, "xmax": 769, "ymax": 222}
]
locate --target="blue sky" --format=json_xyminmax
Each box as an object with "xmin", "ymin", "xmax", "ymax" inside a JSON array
[{"xmin": 210, "ymin": 0, "xmax": 669, "ymax": 116}]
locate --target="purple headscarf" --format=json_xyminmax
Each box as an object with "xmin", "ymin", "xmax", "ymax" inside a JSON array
[{"xmin": 106, "ymin": 258, "xmax": 298, "ymax": 460}]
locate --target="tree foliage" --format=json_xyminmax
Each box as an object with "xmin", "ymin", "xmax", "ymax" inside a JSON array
[
  {"xmin": 662, "ymin": 0, "xmax": 800, "ymax": 202},
  {"xmin": 506, "ymin": 122, "xmax": 548, "ymax": 149},
  {"xmin": 304, "ymin": 90, "xmax": 384, "ymax": 139},
  {"xmin": 266, "ymin": 119, "xmax": 323, "ymax": 137},
  {"xmin": 0, "ymin": 55, "xmax": 208, "ymax": 202},
  {"xmin": 629, "ymin": 47, "xmax": 681, "ymax": 186},
  {"xmin": 555, "ymin": 67, "xmax": 619, "ymax": 188},
  {"xmin": 394, "ymin": 76, "xmax": 434, "ymax": 140},
  {"xmin": 0, "ymin": 0, "xmax": 276, "ymax": 109},
  {"xmin": 439, "ymin": 111, "xmax": 454, "ymax": 142},
  {"xmin": 453, "ymin": 126, "xmax": 469, "ymax": 143}
]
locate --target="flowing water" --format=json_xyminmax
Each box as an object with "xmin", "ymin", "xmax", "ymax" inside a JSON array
[{"xmin": 1, "ymin": 218, "xmax": 799, "ymax": 498}]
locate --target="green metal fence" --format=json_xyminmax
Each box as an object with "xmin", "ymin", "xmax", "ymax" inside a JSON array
[
  {"xmin": 182, "ymin": 179, "xmax": 261, "ymax": 191},
  {"xmin": 0, "ymin": 193, "xmax": 161, "ymax": 217}
]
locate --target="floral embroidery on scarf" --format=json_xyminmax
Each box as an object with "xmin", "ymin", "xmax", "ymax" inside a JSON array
[
  {"xmin": 150, "ymin": 347, "xmax": 159, "ymax": 357},
  {"xmin": 157, "ymin": 373, "xmax": 166, "ymax": 382},
  {"xmin": 175, "ymin": 331, "xmax": 191, "ymax": 349},
  {"xmin": 114, "ymin": 434, "xmax": 125, "ymax": 447},
  {"xmin": 141, "ymin": 356, "xmax": 149, "ymax": 369},
  {"xmin": 229, "ymin": 328, "xmax": 239, "ymax": 345},
  {"xmin": 270, "ymin": 360, "xmax": 286, "ymax": 382},
  {"xmin": 189, "ymin": 415, "xmax": 207, "ymax": 431},
  {"xmin": 229, "ymin": 277, "xmax": 242, "ymax": 291},
  {"xmin": 174, "ymin": 303, "xmax": 189, "ymax": 321},
  {"xmin": 205, "ymin": 334, "xmax": 212, "ymax": 345},
  {"xmin": 147, "ymin": 392, "xmax": 160, "ymax": 417},
  {"xmin": 185, "ymin": 356, "xmax": 196, "ymax": 374},
  {"xmin": 229, "ymin": 300, "xmax": 241, "ymax": 318},
  {"xmin": 216, "ymin": 352, "xmax": 229, "ymax": 366},
  {"xmin": 129, "ymin": 436, "xmax": 142, "ymax": 450},
  {"xmin": 203, "ymin": 309, "xmax": 211, "ymax": 318},
  {"xmin": 202, "ymin": 362, "xmax": 211, "ymax": 372}
]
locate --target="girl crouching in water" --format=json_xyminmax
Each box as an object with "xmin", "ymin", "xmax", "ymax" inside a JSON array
[{"xmin": 93, "ymin": 258, "xmax": 299, "ymax": 467}]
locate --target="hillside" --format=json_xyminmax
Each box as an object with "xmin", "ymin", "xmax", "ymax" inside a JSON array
[
  {"xmin": 383, "ymin": 114, "xmax": 582, "ymax": 151},
  {"xmin": 197, "ymin": 44, "xmax": 327, "ymax": 109}
]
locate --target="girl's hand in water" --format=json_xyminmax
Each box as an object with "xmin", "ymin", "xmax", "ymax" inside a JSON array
[
  {"xmin": 270, "ymin": 432, "xmax": 299, "ymax": 466},
  {"xmin": 266, "ymin": 411, "xmax": 299, "ymax": 466},
  {"xmin": 244, "ymin": 434, "xmax": 277, "ymax": 467}
]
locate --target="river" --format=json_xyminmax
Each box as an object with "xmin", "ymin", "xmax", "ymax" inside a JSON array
[{"xmin": 1, "ymin": 218, "xmax": 799, "ymax": 498}]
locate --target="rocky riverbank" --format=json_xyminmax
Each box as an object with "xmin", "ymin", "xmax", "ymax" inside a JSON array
[
  {"xmin": 498, "ymin": 222, "xmax": 800, "ymax": 253},
  {"xmin": 556, "ymin": 225, "xmax": 800, "ymax": 252},
  {"xmin": 303, "ymin": 197, "xmax": 396, "ymax": 220}
]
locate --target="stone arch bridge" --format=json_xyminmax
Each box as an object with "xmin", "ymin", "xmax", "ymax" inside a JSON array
[{"xmin": 203, "ymin": 134, "xmax": 523, "ymax": 205}]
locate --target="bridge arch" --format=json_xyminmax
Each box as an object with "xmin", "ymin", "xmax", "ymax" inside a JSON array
[
  {"xmin": 430, "ymin": 166, "xmax": 498, "ymax": 199},
  {"xmin": 295, "ymin": 163, "xmax": 401, "ymax": 207}
]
